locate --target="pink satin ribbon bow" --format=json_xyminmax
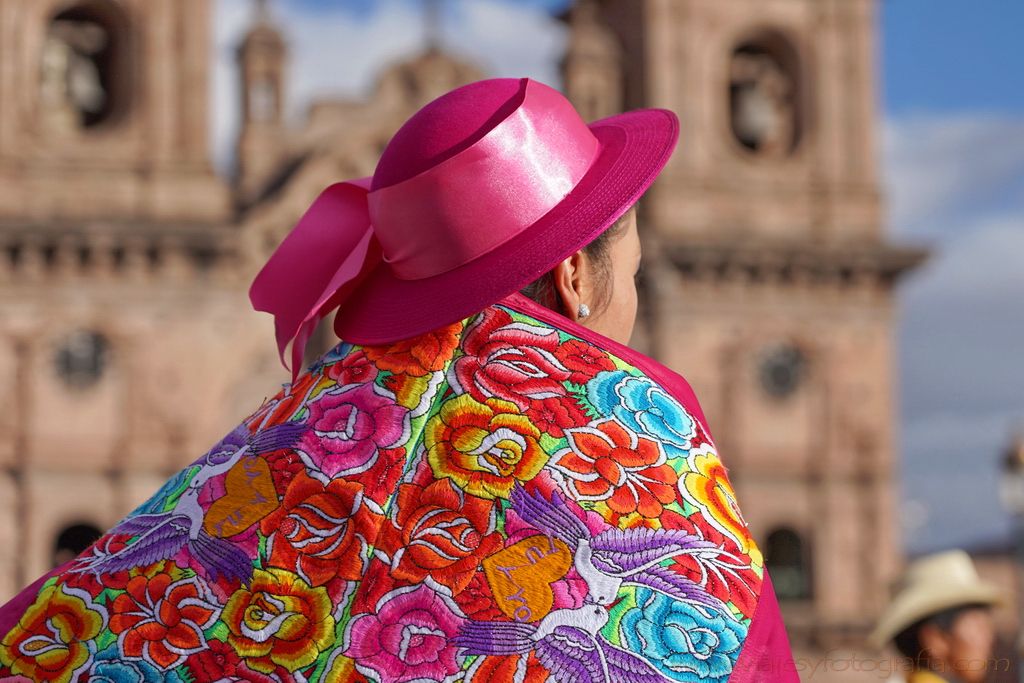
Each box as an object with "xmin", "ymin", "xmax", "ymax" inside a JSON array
[{"xmin": 249, "ymin": 79, "xmax": 602, "ymax": 384}]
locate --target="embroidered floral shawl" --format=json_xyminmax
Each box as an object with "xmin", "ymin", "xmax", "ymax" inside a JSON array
[{"xmin": 0, "ymin": 292, "xmax": 796, "ymax": 682}]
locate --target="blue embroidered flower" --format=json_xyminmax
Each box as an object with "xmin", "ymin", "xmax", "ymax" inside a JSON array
[
  {"xmin": 587, "ymin": 370, "xmax": 695, "ymax": 450},
  {"xmin": 89, "ymin": 646, "xmax": 185, "ymax": 683},
  {"xmin": 619, "ymin": 588, "xmax": 745, "ymax": 682}
]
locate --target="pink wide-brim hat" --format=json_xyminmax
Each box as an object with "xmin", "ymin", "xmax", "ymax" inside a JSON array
[{"xmin": 250, "ymin": 77, "xmax": 679, "ymax": 382}]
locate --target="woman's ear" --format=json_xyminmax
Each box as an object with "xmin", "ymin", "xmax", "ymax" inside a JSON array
[{"xmin": 551, "ymin": 250, "xmax": 587, "ymax": 321}]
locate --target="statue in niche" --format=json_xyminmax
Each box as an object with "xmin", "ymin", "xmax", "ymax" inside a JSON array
[
  {"xmin": 729, "ymin": 48, "xmax": 796, "ymax": 157},
  {"xmin": 41, "ymin": 18, "xmax": 109, "ymax": 133}
]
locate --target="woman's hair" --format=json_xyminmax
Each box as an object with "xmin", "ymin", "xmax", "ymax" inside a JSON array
[{"xmin": 519, "ymin": 208, "xmax": 633, "ymax": 316}]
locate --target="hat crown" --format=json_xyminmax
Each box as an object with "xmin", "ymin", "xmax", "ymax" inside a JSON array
[
  {"xmin": 364, "ymin": 78, "xmax": 601, "ymax": 281},
  {"xmin": 900, "ymin": 550, "xmax": 984, "ymax": 591},
  {"xmin": 372, "ymin": 78, "xmax": 531, "ymax": 191}
]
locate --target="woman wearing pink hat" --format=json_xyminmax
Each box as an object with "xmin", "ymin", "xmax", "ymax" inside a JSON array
[{"xmin": 0, "ymin": 78, "xmax": 796, "ymax": 682}]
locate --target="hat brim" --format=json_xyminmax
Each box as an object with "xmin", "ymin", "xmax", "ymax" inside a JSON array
[
  {"xmin": 868, "ymin": 583, "xmax": 1004, "ymax": 649},
  {"xmin": 333, "ymin": 107, "xmax": 680, "ymax": 345}
]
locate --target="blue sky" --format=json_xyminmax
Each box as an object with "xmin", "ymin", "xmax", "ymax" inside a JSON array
[
  {"xmin": 882, "ymin": 0, "xmax": 1024, "ymax": 115},
  {"xmin": 213, "ymin": 0, "xmax": 1024, "ymax": 555}
]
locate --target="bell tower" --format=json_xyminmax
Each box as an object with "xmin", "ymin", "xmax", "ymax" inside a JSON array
[
  {"xmin": 235, "ymin": 0, "xmax": 288, "ymax": 207},
  {"xmin": 564, "ymin": 0, "xmax": 927, "ymax": 664},
  {"xmin": 0, "ymin": 0, "xmax": 229, "ymax": 223}
]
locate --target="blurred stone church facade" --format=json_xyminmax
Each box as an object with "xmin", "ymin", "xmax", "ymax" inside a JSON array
[{"xmin": 0, "ymin": 0, "xmax": 942, "ymax": 679}]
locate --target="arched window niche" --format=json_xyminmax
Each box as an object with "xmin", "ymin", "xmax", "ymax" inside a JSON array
[
  {"xmin": 764, "ymin": 526, "xmax": 813, "ymax": 601},
  {"xmin": 53, "ymin": 522, "xmax": 104, "ymax": 567},
  {"xmin": 727, "ymin": 27, "xmax": 806, "ymax": 159}
]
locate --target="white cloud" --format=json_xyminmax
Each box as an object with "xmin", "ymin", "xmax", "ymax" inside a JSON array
[
  {"xmin": 210, "ymin": 0, "xmax": 567, "ymax": 174},
  {"xmin": 885, "ymin": 112, "xmax": 1024, "ymax": 552},
  {"xmin": 883, "ymin": 114, "xmax": 1024, "ymax": 238}
]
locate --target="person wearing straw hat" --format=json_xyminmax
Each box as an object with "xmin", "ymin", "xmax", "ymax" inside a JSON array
[
  {"xmin": 870, "ymin": 549, "xmax": 1003, "ymax": 683},
  {"xmin": 0, "ymin": 78, "xmax": 797, "ymax": 682}
]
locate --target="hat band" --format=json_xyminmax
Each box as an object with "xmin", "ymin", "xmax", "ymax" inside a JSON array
[{"xmin": 367, "ymin": 78, "xmax": 601, "ymax": 280}]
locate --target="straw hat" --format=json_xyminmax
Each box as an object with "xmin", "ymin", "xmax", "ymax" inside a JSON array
[
  {"xmin": 868, "ymin": 549, "xmax": 1004, "ymax": 648},
  {"xmin": 249, "ymin": 77, "xmax": 679, "ymax": 382}
]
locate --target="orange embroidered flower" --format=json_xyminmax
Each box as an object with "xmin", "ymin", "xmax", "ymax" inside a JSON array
[
  {"xmin": 682, "ymin": 447, "xmax": 762, "ymax": 568},
  {"xmin": 0, "ymin": 582, "xmax": 107, "ymax": 683},
  {"xmin": 364, "ymin": 322, "xmax": 463, "ymax": 377},
  {"xmin": 425, "ymin": 394, "xmax": 548, "ymax": 499},
  {"xmin": 551, "ymin": 419, "xmax": 677, "ymax": 518},
  {"xmin": 222, "ymin": 567, "xmax": 335, "ymax": 674},
  {"xmin": 108, "ymin": 572, "xmax": 221, "ymax": 670}
]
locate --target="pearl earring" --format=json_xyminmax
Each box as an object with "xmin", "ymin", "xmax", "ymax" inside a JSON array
[{"xmin": 577, "ymin": 303, "xmax": 590, "ymax": 319}]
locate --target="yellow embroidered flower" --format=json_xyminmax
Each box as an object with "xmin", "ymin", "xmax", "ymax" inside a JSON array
[
  {"xmin": 425, "ymin": 394, "xmax": 547, "ymax": 499},
  {"xmin": 0, "ymin": 582, "xmax": 107, "ymax": 683},
  {"xmin": 682, "ymin": 448, "xmax": 763, "ymax": 568},
  {"xmin": 222, "ymin": 567, "xmax": 335, "ymax": 673}
]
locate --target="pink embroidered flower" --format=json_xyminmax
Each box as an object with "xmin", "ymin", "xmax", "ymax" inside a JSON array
[
  {"xmin": 450, "ymin": 308, "xmax": 570, "ymax": 410},
  {"xmin": 299, "ymin": 383, "xmax": 409, "ymax": 478},
  {"xmin": 345, "ymin": 584, "xmax": 464, "ymax": 683}
]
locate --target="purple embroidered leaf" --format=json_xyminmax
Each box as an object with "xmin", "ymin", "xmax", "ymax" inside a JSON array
[
  {"xmin": 203, "ymin": 425, "xmax": 250, "ymax": 465},
  {"xmin": 109, "ymin": 513, "xmax": 174, "ymax": 537},
  {"xmin": 627, "ymin": 565, "xmax": 729, "ymax": 615},
  {"xmin": 191, "ymin": 531, "xmax": 254, "ymax": 583},
  {"xmin": 591, "ymin": 527, "xmax": 716, "ymax": 574},
  {"xmin": 250, "ymin": 421, "xmax": 307, "ymax": 454},
  {"xmin": 535, "ymin": 626, "xmax": 605, "ymax": 683},
  {"xmin": 598, "ymin": 640, "xmax": 671, "ymax": 683},
  {"xmin": 454, "ymin": 620, "xmax": 536, "ymax": 655},
  {"xmin": 80, "ymin": 516, "xmax": 189, "ymax": 573},
  {"xmin": 509, "ymin": 485, "xmax": 590, "ymax": 549}
]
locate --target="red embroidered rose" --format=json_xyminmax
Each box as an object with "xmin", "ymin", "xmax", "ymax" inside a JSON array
[
  {"xmin": 185, "ymin": 639, "xmax": 276, "ymax": 683},
  {"xmin": 453, "ymin": 571, "xmax": 505, "ymax": 621},
  {"xmin": 378, "ymin": 479, "xmax": 503, "ymax": 592},
  {"xmin": 108, "ymin": 573, "xmax": 220, "ymax": 670},
  {"xmin": 261, "ymin": 472, "xmax": 384, "ymax": 586},
  {"xmin": 525, "ymin": 395, "xmax": 590, "ymax": 438},
  {"xmin": 262, "ymin": 449, "xmax": 305, "ymax": 494},
  {"xmin": 451, "ymin": 308, "xmax": 570, "ymax": 410},
  {"xmin": 326, "ymin": 348, "xmax": 378, "ymax": 385},
  {"xmin": 554, "ymin": 338, "xmax": 616, "ymax": 385}
]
